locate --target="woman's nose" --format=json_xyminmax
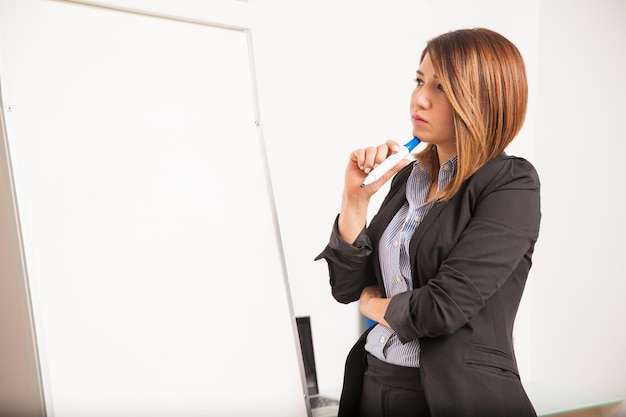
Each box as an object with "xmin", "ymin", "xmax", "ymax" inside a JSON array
[{"xmin": 411, "ymin": 88, "xmax": 431, "ymax": 109}]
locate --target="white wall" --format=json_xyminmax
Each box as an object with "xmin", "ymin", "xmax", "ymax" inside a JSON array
[
  {"xmin": 531, "ymin": 0, "xmax": 626, "ymax": 414},
  {"xmin": 250, "ymin": 0, "xmax": 540, "ymax": 392}
]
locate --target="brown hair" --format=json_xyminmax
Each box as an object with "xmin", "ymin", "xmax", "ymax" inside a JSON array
[{"xmin": 415, "ymin": 28, "xmax": 528, "ymax": 201}]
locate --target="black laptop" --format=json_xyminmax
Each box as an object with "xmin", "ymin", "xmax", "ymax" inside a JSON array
[{"xmin": 295, "ymin": 316, "xmax": 340, "ymax": 411}]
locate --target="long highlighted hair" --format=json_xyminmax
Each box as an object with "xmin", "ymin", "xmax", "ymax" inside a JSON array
[{"xmin": 416, "ymin": 28, "xmax": 528, "ymax": 201}]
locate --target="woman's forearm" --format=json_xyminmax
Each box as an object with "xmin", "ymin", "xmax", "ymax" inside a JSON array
[
  {"xmin": 360, "ymin": 285, "xmax": 391, "ymax": 328},
  {"xmin": 338, "ymin": 191, "xmax": 370, "ymax": 244}
]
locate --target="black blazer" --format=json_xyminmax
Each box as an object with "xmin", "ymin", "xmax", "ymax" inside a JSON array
[{"xmin": 316, "ymin": 154, "xmax": 541, "ymax": 417}]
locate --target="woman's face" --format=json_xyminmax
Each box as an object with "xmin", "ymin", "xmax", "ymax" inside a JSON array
[{"xmin": 410, "ymin": 53, "xmax": 457, "ymax": 160}]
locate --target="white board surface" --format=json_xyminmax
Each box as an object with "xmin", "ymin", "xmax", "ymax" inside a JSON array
[{"xmin": 0, "ymin": 1, "xmax": 307, "ymax": 416}]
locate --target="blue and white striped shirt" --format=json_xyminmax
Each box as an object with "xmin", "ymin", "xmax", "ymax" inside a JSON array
[{"xmin": 364, "ymin": 155, "xmax": 457, "ymax": 367}]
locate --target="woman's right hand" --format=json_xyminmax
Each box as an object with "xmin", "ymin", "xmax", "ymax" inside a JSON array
[
  {"xmin": 344, "ymin": 140, "xmax": 410, "ymax": 197},
  {"xmin": 338, "ymin": 140, "xmax": 411, "ymax": 244}
]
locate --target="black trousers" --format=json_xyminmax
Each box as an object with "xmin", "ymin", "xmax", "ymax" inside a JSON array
[{"xmin": 358, "ymin": 354, "xmax": 431, "ymax": 417}]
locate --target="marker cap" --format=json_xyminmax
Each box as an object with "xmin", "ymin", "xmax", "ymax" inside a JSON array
[{"xmin": 404, "ymin": 137, "xmax": 421, "ymax": 152}]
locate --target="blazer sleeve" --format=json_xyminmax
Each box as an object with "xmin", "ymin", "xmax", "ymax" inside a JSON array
[
  {"xmin": 314, "ymin": 215, "xmax": 376, "ymax": 303},
  {"xmin": 314, "ymin": 163, "xmax": 414, "ymax": 304},
  {"xmin": 384, "ymin": 157, "xmax": 541, "ymax": 343}
]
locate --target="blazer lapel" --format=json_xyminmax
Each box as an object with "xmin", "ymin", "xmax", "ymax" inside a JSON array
[
  {"xmin": 409, "ymin": 200, "xmax": 447, "ymax": 252},
  {"xmin": 368, "ymin": 171, "xmax": 411, "ymax": 243}
]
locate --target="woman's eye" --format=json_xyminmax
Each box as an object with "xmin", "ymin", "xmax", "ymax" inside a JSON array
[
  {"xmin": 413, "ymin": 77, "xmax": 424, "ymax": 86},
  {"xmin": 437, "ymin": 83, "xmax": 445, "ymax": 92}
]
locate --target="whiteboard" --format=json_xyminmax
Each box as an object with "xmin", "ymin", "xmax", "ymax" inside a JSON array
[{"xmin": 0, "ymin": 0, "xmax": 308, "ymax": 416}]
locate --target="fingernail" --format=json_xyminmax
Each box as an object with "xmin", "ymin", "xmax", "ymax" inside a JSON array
[{"xmin": 364, "ymin": 167, "xmax": 371, "ymax": 174}]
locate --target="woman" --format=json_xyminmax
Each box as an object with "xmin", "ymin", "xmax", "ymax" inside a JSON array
[{"xmin": 315, "ymin": 28, "xmax": 541, "ymax": 417}]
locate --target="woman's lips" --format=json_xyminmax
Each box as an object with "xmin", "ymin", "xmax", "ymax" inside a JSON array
[{"xmin": 412, "ymin": 114, "xmax": 428, "ymax": 126}]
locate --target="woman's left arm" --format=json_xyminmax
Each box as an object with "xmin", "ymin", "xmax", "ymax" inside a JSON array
[
  {"xmin": 371, "ymin": 158, "xmax": 541, "ymax": 341},
  {"xmin": 359, "ymin": 285, "xmax": 391, "ymax": 327}
]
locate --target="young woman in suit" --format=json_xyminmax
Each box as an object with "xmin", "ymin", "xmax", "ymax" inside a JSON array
[{"xmin": 316, "ymin": 27, "xmax": 541, "ymax": 417}]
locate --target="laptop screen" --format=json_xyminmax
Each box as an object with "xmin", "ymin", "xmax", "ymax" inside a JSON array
[{"xmin": 296, "ymin": 316, "xmax": 319, "ymax": 396}]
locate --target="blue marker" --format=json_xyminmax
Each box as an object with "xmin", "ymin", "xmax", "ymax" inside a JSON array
[{"xmin": 360, "ymin": 137, "xmax": 421, "ymax": 187}]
